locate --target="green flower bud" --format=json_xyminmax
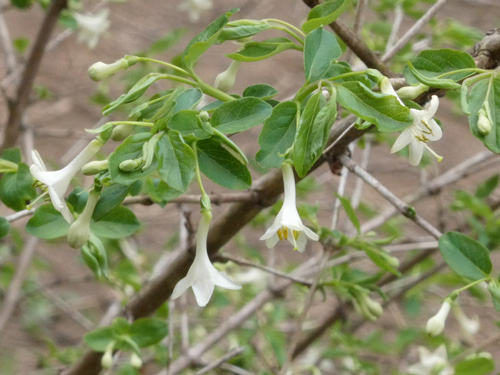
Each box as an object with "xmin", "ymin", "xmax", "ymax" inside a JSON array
[
  {"xmin": 67, "ymin": 189, "xmax": 100, "ymax": 249},
  {"xmin": 141, "ymin": 132, "xmax": 162, "ymax": 171},
  {"xmin": 81, "ymin": 160, "xmax": 108, "ymax": 175},
  {"xmin": 426, "ymin": 298, "xmax": 452, "ymax": 336},
  {"xmin": 101, "ymin": 342, "xmax": 114, "ymax": 369},
  {"xmin": 199, "ymin": 111, "xmax": 210, "ymax": 123},
  {"xmin": 352, "ymin": 290, "xmax": 383, "ymax": 321},
  {"xmin": 111, "ymin": 124, "xmax": 134, "ymax": 141},
  {"xmin": 88, "ymin": 55, "xmax": 138, "ymax": 81},
  {"xmin": 396, "ymin": 83, "xmax": 429, "ymax": 100},
  {"xmin": 477, "ymin": 108, "xmax": 492, "ymax": 135},
  {"xmin": 214, "ymin": 60, "xmax": 241, "ymax": 93},
  {"xmin": 119, "ymin": 159, "xmax": 142, "ymax": 172}
]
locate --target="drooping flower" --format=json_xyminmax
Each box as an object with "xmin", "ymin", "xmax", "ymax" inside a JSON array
[
  {"xmin": 454, "ymin": 305, "xmax": 480, "ymax": 336},
  {"xmin": 67, "ymin": 188, "xmax": 100, "ymax": 249},
  {"xmin": 407, "ymin": 345, "xmax": 453, "ymax": 375},
  {"xmin": 74, "ymin": 8, "xmax": 110, "ymax": 49},
  {"xmin": 30, "ymin": 139, "xmax": 104, "ymax": 223},
  {"xmin": 426, "ymin": 299, "xmax": 452, "ymax": 336},
  {"xmin": 391, "ymin": 95, "xmax": 443, "ymax": 166},
  {"xmin": 88, "ymin": 56, "xmax": 138, "ymax": 81},
  {"xmin": 171, "ymin": 210, "xmax": 241, "ymax": 307},
  {"xmin": 214, "ymin": 60, "xmax": 241, "ymax": 93},
  {"xmin": 260, "ymin": 163, "xmax": 319, "ymax": 252},
  {"xmin": 178, "ymin": 0, "xmax": 213, "ymax": 23}
]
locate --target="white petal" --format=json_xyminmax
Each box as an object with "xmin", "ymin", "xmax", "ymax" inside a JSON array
[
  {"xmin": 260, "ymin": 222, "xmax": 281, "ymax": 241},
  {"xmin": 212, "ymin": 271, "xmax": 241, "ymax": 290},
  {"xmin": 31, "ymin": 150, "xmax": 46, "ymax": 170},
  {"xmin": 171, "ymin": 275, "xmax": 192, "ymax": 300},
  {"xmin": 425, "ymin": 119, "xmax": 442, "ymax": 141},
  {"xmin": 408, "ymin": 139, "xmax": 424, "ymax": 166},
  {"xmin": 192, "ymin": 279, "xmax": 215, "ymax": 307},
  {"xmin": 265, "ymin": 233, "xmax": 280, "ymax": 248},
  {"xmin": 302, "ymin": 226, "xmax": 319, "ymax": 241},
  {"xmin": 424, "ymin": 95, "xmax": 439, "ymax": 118},
  {"xmin": 295, "ymin": 232, "xmax": 307, "ymax": 253},
  {"xmin": 391, "ymin": 128, "xmax": 413, "ymax": 153}
]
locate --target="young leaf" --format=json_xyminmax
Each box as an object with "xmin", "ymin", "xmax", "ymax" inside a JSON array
[
  {"xmin": 302, "ymin": 0, "xmax": 350, "ymax": 34},
  {"xmin": 256, "ymin": 101, "xmax": 297, "ymax": 168},
  {"xmin": 337, "ymin": 81, "xmax": 412, "ymax": 132},
  {"xmin": 218, "ymin": 20, "xmax": 272, "ymax": 42},
  {"xmin": 293, "ymin": 91, "xmax": 337, "ymax": 177},
  {"xmin": 0, "ymin": 217, "xmax": 10, "ymax": 239},
  {"xmin": 475, "ymin": 174, "xmax": 499, "ymax": 199},
  {"xmin": 304, "ymin": 28, "xmax": 341, "ymax": 83},
  {"xmin": 173, "ymin": 88, "xmax": 203, "ymax": 112},
  {"xmin": 227, "ymin": 37, "xmax": 300, "ymax": 62},
  {"xmin": 84, "ymin": 326, "xmax": 115, "ymax": 352},
  {"xmin": 407, "ymin": 61, "xmax": 461, "ymax": 89},
  {"xmin": 336, "ymin": 194, "xmax": 360, "ymax": 234},
  {"xmin": 93, "ymin": 184, "xmax": 130, "ymax": 222},
  {"xmin": 155, "ymin": 131, "xmax": 196, "ymax": 192},
  {"xmin": 243, "ymin": 84, "xmax": 279, "ymax": 100},
  {"xmin": 129, "ymin": 318, "xmax": 168, "ymax": 347},
  {"xmin": 455, "ymin": 357, "xmax": 495, "ymax": 375},
  {"xmin": 211, "ymin": 97, "xmax": 272, "ymax": 134},
  {"xmin": 91, "ymin": 206, "xmax": 140, "ymax": 239},
  {"xmin": 439, "ymin": 231, "xmax": 492, "ymax": 280},
  {"xmin": 404, "ymin": 49, "xmax": 476, "ymax": 85},
  {"xmin": 0, "ymin": 163, "xmax": 36, "ymax": 211},
  {"xmin": 182, "ymin": 9, "xmax": 238, "ymax": 70},
  {"xmin": 167, "ymin": 110, "xmax": 211, "ymax": 140},
  {"xmin": 197, "ymin": 138, "xmax": 252, "ymax": 190},
  {"xmin": 103, "ymin": 73, "xmax": 166, "ymax": 116},
  {"xmin": 26, "ymin": 205, "xmax": 70, "ymax": 240}
]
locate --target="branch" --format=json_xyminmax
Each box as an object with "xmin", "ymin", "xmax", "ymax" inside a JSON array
[{"xmin": 1, "ymin": 0, "xmax": 67, "ymax": 151}]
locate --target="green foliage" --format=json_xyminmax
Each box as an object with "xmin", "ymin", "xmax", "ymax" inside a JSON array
[
  {"xmin": 304, "ymin": 28, "xmax": 341, "ymax": 83},
  {"xmin": 455, "ymin": 356, "xmax": 495, "ymax": 375},
  {"xmin": 302, "ymin": 0, "xmax": 350, "ymax": 34},
  {"xmin": 227, "ymin": 38, "xmax": 301, "ymax": 62},
  {"xmin": 26, "ymin": 205, "xmax": 70, "ymax": 240},
  {"xmin": 211, "ymin": 97, "xmax": 272, "ymax": 134}
]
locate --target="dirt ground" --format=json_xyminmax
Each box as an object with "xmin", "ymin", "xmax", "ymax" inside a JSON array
[{"xmin": 1, "ymin": 0, "xmax": 500, "ymax": 374}]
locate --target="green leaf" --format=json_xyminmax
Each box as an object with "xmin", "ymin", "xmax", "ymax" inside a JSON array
[
  {"xmin": 476, "ymin": 175, "xmax": 499, "ymax": 199},
  {"xmin": 103, "ymin": 73, "xmax": 166, "ymax": 115},
  {"xmin": 404, "ymin": 49, "xmax": 476, "ymax": 85},
  {"xmin": 129, "ymin": 318, "xmax": 168, "ymax": 347},
  {"xmin": 211, "ymin": 97, "xmax": 272, "ymax": 134},
  {"xmin": 439, "ymin": 231, "xmax": 492, "ymax": 280},
  {"xmin": 167, "ymin": 110, "xmax": 211, "ymax": 140},
  {"xmin": 407, "ymin": 61, "xmax": 461, "ymax": 89},
  {"xmin": 182, "ymin": 9, "xmax": 238, "ymax": 70},
  {"xmin": 302, "ymin": 0, "xmax": 350, "ymax": 34},
  {"xmin": 91, "ymin": 206, "xmax": 140, "ymax": 239},
  {"xmin": 82, "ymin": 235, "xmax": 109, "ymax": 279},
  {"xmin": 243, "ymin": 84, "xmax": 279, "ymax": 100},
  {"xmin": 218, "ymin": 20, "xmax": 272, "ymax": 42},
  {"xmin": 337, "ymin": 81, "xmax": 413, "ymax": 132},
  {"xmin": 156, "ymin": 131, "xmax": 196, "ymax": 192},
  {"xmin": 293, "ymin": 91, "xmax": 337, "ymax": 177},
  {"xmin": 469, "ymin": 77, "xmax": 500, "ymax": 153},
  {"xmin": 256, "ymin": 101, "xmax": 297, "ymax": 168},
  {"xmin": 10, "ymin": 0, "xmax": 33, "ymax": 9},
  {"xmin": 108, "ymin": 133, "xmax": 157, "ymax": 185},
  {"xmin": 264, "ymin": 330, "xmax": 287, "ymax": 367},
  {"xmin": 227, "ymin": 37, "xmax": 300, "ymax": 62},
  {"xmin": 13, "ymin": 38, "xmax": 29, "ymax": 54},
  {"xmin": 304, "ymin": 28, "xmax": 341, "ymax": 83},
  {"xmin": 0, "ymin": 217, "xmax": 10, "ymax": 239},
  {"xmin": 84, "ymin": 326, "xmax": 115, "ymax": 352},
  {"xmin": 174, "ymin": 88, "xmax": 203, "ymax": 112},
  {"xmin": 197, "ymin": 138, "xmax": 252, "ymax": 190},
  {"xmin": 26, "ymin": 205, "xmax": 70, "ymax": 239},
  {"xmin": 93, "ymin": 185, "xmax": 130, "ymax": 222},
  {"xmin": 455, "ymin": 357, "xmax": 495, "ymax": 375},
  {"xmin": 336, "ymin": 194, "xmax": 360, "ymax": 234},
  {"xmin": 0, "ymin": 163, "xmax": 36, "ymax": 211}
]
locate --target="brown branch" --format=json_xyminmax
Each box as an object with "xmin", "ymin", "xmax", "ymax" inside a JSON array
[
  {"xmin": 1, "ymin": 0, "xmax": 67, "ymax": 151},
  {"xmin": 303, "ymin": 0, "xmax": 394, "ymax": 77}
]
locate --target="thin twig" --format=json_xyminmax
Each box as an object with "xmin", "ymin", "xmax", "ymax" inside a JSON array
[
  {"xmin": 339, "ymin": 154, "xmax": 442, "ymax": 239},
  {"xmin": 124, "ymin": 191, "xmax": 259, "ymax": 206},
  {"xmin": 41, "ymin": 289, "xmax": 94, "ymax": 330},
  {"xmin": 350, "ymin": 135, "xmax": 372, "ymax": 209},
  {"xmin": 382, "ymin": 0, "xmax": 448, "ymax": 62},
  {"xmin": 0, "ymin": 6, "xmax": 16, "ymax": 74},
  {"xmin": 385, "ymin": 2, "xmax": 404, "ymax": 53},
  {"xmin": 195, "ymin": 347, "xmax": 246, "ymax": 375}
]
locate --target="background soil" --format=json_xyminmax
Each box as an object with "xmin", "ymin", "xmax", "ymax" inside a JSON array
[{"xmin": 0, "ymin": 0, "xmax": 500, "ymax": 374}]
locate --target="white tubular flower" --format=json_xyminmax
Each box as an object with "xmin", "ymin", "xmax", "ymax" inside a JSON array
[
  {"xmin": 426, "ymin": 299, "xmax": 452, "ymax": 336},
  {"xmin": 171, "ymin": 210, "xmax": 241, "ymax": 307},
  {"xmin": 30, "ymin": 139, "xmax": 104, "ymax": 224},
  {"xmin": 178, "ymin": 0, "xmax": 213, "ymax": 23},
  {"xmin": 454, "ymin": 306, "xmax": 480, "ymax": 336},
  {"xmin": 407, "ymin": 345, "xmax": 453, "ymax": 375},
  {"xmin": 391, "ymin": 95, "xmax": 443, "ymax": 166},
  {"xmin": 380, "ymin": 77, "xmax": 405, "ymax": 105},
  {"xmin": 74, "ymin": 8, "xmax": 110, "ymax": 49},
  {"xmin": 260, "ymin": 163, "xmax": 319, "ymax": 252},
  {"xmin": 67, "ymin": 189, "xmax": 100, "ymax": 249},
  {"xmin": 214, "ymin": 60, "xmax": 241, "ymax": 93}
]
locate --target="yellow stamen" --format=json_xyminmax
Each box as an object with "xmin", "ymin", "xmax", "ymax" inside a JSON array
[
  {"xmin": 277, "ymin": 227, "xmax": 289, "ymax": 240},
  {"xmin": 293, "ymin": 230, "xmax": 300, "ymax": 240}
]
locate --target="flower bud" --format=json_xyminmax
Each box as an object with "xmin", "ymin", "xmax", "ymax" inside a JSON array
[
  {"xmin": 111, "ymin": 124, "xmax": 134, "ymax": 141},
  {"xmin": 67, "ymin": 189, "xmax": 100, "ymax": 249},
  {"xmin": 214, "ymin": 60, "xmax": 241, "ymax": 93},
  {"xmin": 130, "ymin": 352, "xmax": 143, "ymax": 368},
  {"xmin": 352, "ymin": 291, "xmax": 383, "ymax": 321},
  {"xmin": 454, "ymin": 306, "xmax": 479, "ymax": 336},
  {"xmin": 426, "ymin": 299, "xmax": 452, "ymax": 336},
  {"xmin": 119, "ymin": 159, "xmax": 142, "ymax": 172},
  {"xmin": 477, "ymin": 108, "xmax": 492, "ymax": 135},
  {"xmin": 101, "ymin": 342, "xmax": 114, "ymax": 369},
  {"xmin": 396, "ymin": 83, "xmax": 429, "ymax": 100},
  {"xmin": 199, "ymin": 111, "xmax": 210, "ymax": 123},
  {"xmin": 379, "ymin": 77, "xmax": 404, "ymax": 105},
  {"xmin": 88, "ymin": 56, "xmax": 138, "ymax": 81},
  {"xmin": 81, "ymin": 160, "xmax": 108, "ymax": 175}
]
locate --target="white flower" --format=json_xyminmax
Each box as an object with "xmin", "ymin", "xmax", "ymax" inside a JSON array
[
  {"xmin": 178, "ymin": 0, "xmax": 213, "ymax": 23},
  {"xmin": 260, "ymin": 163, "xmax": 319, "ymax": 252},
  {"xmin": 426, "ymin": 299, "xmax": 452, "ymax": 336},
  {"xmin": 67, "ymin": 188, "xmax": 99, "ymax": 249},
  {"xmin": 391, "ymin": 95, "xmax": 443, "ymax": 166},
  {"xmin": 407, "ymin": 345, "xmax": 453, "ymax": 375},
  {"xmin": 454, "ymin": 306, "xmax": 480, "ymax": 336},
  {"xmin": 214, "ymin": 61, "xmax": 241, "ymax": 93},
  {"xmin": 30, "ymin": 139, "xmax": 103, "ymax": 224},
  {"xmin": 74, "ymin": 8, "xmax": 110, "ymax": 49},
  {"xmin": 171, "ymin": 210, "xmax": 241, "ymax": 307}
]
